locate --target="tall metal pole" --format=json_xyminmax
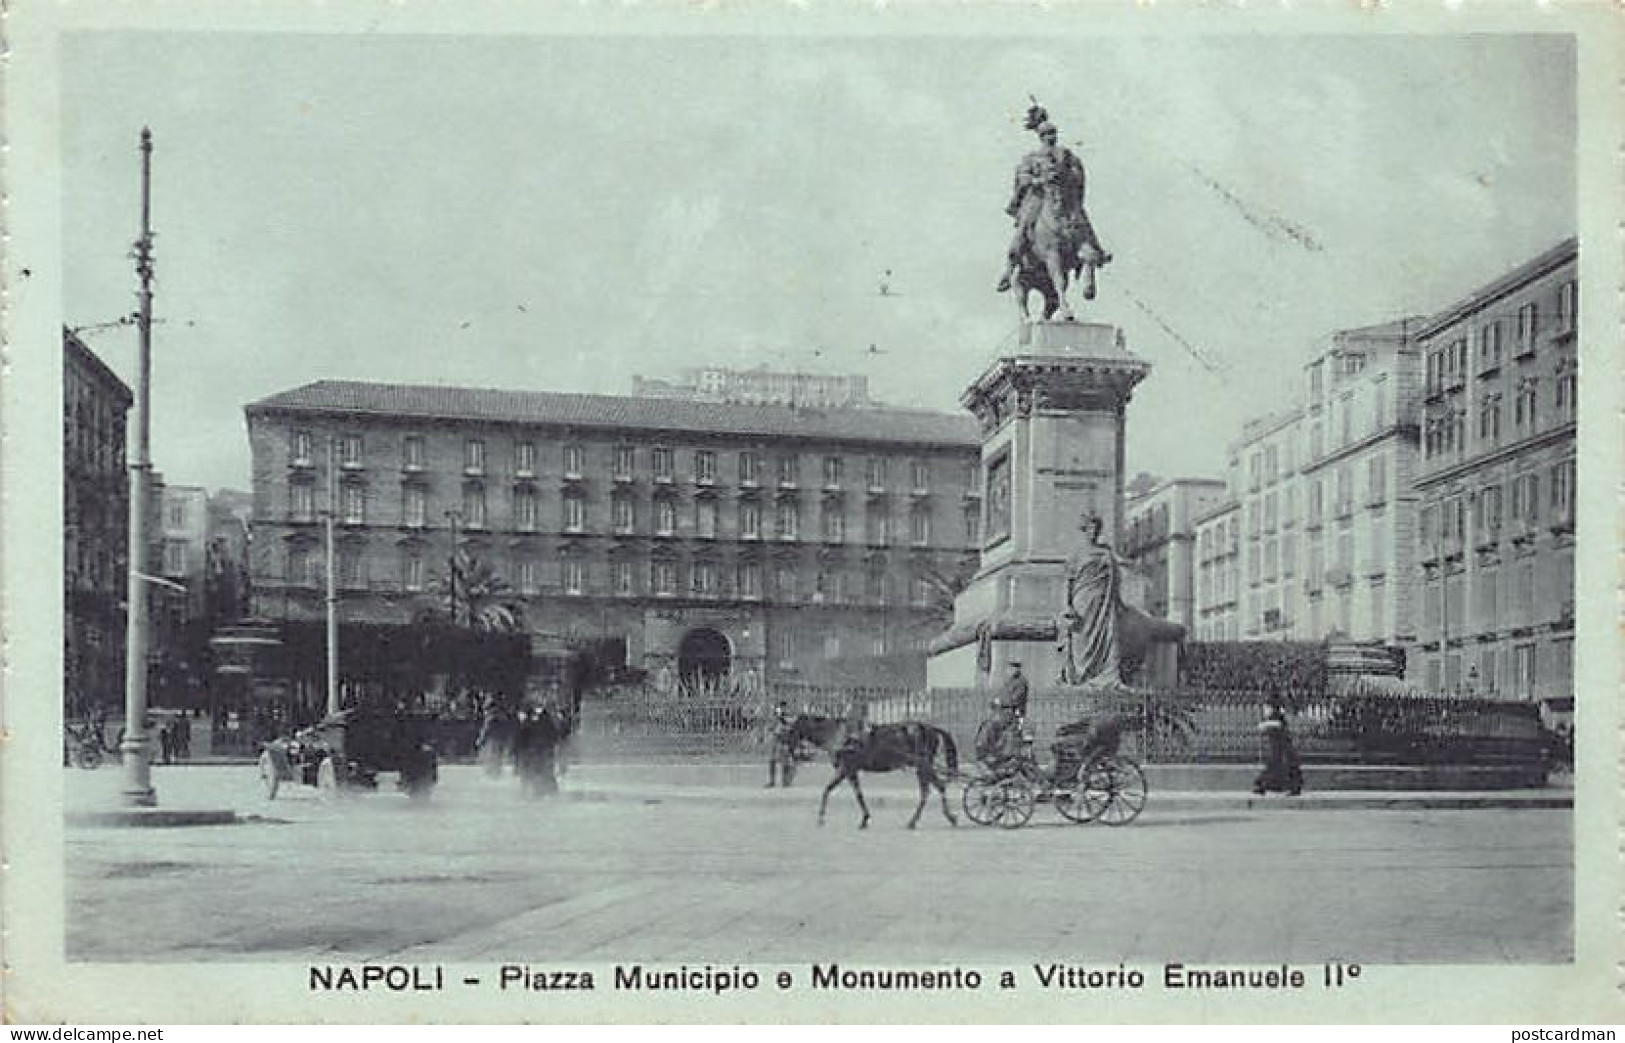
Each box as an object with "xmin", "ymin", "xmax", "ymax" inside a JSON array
[
  {"xmin": 325, "ymin": 438, "xmax": 340, "ymax": 716},
  {"xmin": 120, "ymin": 128, "xmax": 157, "ymax": 807},
  {"xmin": 1441, "ymin": 495, "xmax": 1453, "ymax": 693}
]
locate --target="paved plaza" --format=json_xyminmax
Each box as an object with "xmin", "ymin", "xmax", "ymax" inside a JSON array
[{"xmin": 64, "ymin": 764, "xmax": 1571, "ymax": 965}]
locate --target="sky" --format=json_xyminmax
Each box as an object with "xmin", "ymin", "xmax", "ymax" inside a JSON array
[{"xmin": 60, "ymin": 30, "xmax": 1576, "ymax": 494}]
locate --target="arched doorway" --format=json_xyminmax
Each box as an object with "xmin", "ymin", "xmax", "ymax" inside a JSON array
[{"xmin": 677, "ymin": 627, "xmax": 731, "ymax": 690}]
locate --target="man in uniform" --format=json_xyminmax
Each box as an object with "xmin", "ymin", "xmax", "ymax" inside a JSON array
[
  {"xmin": 976, "ymin": 663, "xmax": 1034, "ymax": 774},
  {"xmin": 1000, "ymin": 661, "xmax": 1031, "ymax": 720}
]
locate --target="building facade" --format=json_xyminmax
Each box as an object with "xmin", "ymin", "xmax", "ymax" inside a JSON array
[
  {"xmin": 1295, "ymin": 318, "xmax": 1426, "ymax": 646},
  {"xmin": 1413, "ymin": 239, "xmax": 1577, "ymax": 700},
  {"xmin": 63, "ymin": 330, "xmax": 132, "ymax": 715},
  {"xmin": 1192, "ymin": 498, "xmax": 1241, "ymax": 641},
  {"xmin": 1123, "ymin": 477, "xmax": 1227, "ymax": 632},
  {"xmin": 1230, "ymin": 409, "xmax": 1305, "ymax": 641},
  {"xmin": 244, "ymin": 380, "xmax": 982, "ymax": 695},
  {"xmin": 157, "ymin": 484, "xmax": 210, "ymax": 627}
]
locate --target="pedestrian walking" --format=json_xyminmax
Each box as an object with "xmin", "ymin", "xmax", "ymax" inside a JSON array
[
  {"xmin": 158, "ymin": 720, "xmax": 175, "ymax": 765},
  {"xmin": 513, "ymin": 701, "xmax": 565, "ymax": 798},
  {"xmin": 765, "ymin": 699, "xmax": 798, "ymax": 789},
  {"xmin": 1252, "ymin": 696, "xmax": 1303, "ymax": 796}
]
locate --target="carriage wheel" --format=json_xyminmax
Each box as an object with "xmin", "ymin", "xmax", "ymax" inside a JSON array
[
  {"xmin": 961, "ymin": 777, "xmax": 999, "ymax": 826},
  {"xmin": 1053, "ymin": 772, "xmax": 1100, "ymax": 824},
  {"xmin": 1074, "ymin": 760, "xmax": 1116, "ymax": 823},
  {"xmin": 258, "ymin": 751, "xmax": 281, "ymax": 800},
  {"xmin": 74, "ymin": 743, "xmax": 104, "ymax": 771},
  {"xmin": 992, "ymin": 777, "xmax": 1036, "ymax": 829},
  {"xmin": 1092, "ymin": 756, "xmax": 1148, "ymax": 826}
]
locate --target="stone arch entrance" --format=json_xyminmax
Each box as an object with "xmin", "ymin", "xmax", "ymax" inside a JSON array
[{"xmin": 677, "ymin": 627, "xmax": 732, "ymax": 689}]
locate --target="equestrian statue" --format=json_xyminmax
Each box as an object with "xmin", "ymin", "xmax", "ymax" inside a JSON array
[{"xmin": 996, "ymin": 101, "xmax": 1112, "ymax": 323}]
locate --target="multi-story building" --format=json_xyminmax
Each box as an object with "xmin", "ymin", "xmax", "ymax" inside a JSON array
[
  {"xmin": 1296, "ymin": 318, "xmax": 1426, "ymax": 645},
  {"xmin": 1193, "ymin": 315, "xmax": 1427, "ymax": 649},
  {"xmin": 1413, "ymin": 238, "xmax": 1577, "ymax": 700},
  {"xmin": 1122, "ymin": 477, "xmax": 1227, "ymax": 631},
  {"xmin": 1192, "ymin": 498, "xmax": 1241, "ymax": 641},
  {"xmin": 63, "ymin": 329, "xmax": 132, "ymax": 716},
  {"xmin": 632, "ymin": 367, "xmax": 874, "ymax": 409},
  {"xmin": 1232, "ymin": 409, "xmax": 1305, "ymax": 640},
  {"xmin": 157, "ymin": 484, "xmax": 210, "ymax": 619},
  {"xmin": 244, "ymin": 380, "xmax": 982, "ymax": 700}
]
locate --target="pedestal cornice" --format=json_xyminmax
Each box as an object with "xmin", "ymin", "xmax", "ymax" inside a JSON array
[{"xmin": 962, "ymin": 323, "xmax": 1150, "ymax": 435}]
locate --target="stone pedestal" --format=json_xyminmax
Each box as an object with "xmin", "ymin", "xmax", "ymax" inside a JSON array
[{"xmin": 928, "ymin": 321, "xmax": 1150, "ymax": 688}]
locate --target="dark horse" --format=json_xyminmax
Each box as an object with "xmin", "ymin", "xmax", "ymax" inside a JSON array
[{"xmin": 794, "ymin": 717, "xmax": 960, "ymax": 830}]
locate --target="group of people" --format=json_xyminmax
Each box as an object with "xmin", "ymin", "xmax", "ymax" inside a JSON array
[
  {"xmin": 477, "ymin": 699, "xmax": 573, "ymax": 798},
  {"xmin": 156, "ymin": 717, "xmax": 192, "ymax": 764}
]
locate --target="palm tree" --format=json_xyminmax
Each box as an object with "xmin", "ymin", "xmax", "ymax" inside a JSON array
[
  {"xmin": 910, "ymin": 555, "xmax": 979, "ymax": 633},
  {"xmin": 428, "ymin": 550, "xmax": 524, "ymax": 633}
]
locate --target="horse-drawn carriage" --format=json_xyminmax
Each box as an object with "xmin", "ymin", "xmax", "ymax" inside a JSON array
[
  {"xmin": 962, "ymin": 716, "xmax": 1147, "ymax": 828},
  {"xmin": 781, "ymin": 707, "xmax": 1148, "ymax": 829},
  {"xmin": 258, "ymin": 705, "xmax": 439, "ymax": 801}
]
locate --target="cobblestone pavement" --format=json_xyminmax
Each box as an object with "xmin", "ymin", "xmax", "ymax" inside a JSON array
[{"xmin": 64, "ymin": 765, "xmax": 1571, "ymax": 964}]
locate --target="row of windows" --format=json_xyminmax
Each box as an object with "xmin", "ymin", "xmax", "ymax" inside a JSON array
[
  {"xmin": 1197, "ymin": 517, "xmax": 1242, "ymax": 561},
  {"xmin": 1423, "ymin": 280, "xmax": 1576, "ymax": 397},
  {"xmin": 290, "ymin": 430, "xmax": 966, "ymax": 492},
  {"xmin": 1208, "ymin": 457, "xmax": 1391, "ymax": 554},
  {"xmin": 1418, "ymin": 553, "xmax": 1574, "ymax": 639},
  {"xmin": 282, "ymin": 546, "xmax": 946, "ymax": 605},
  {"xmin": 1419, "ymin": 637, "xmax": 1573, "ymax": 700},
  {"xmin": 284, "ymin": 481, "xmax": 981, "ymax": 545},
  {"xmin": 1203, "ymin": 513, "xmax": 1412, "ymax": 604},
  {"xmin": 1422, "ymin": 367, "xmax": 1577, "ymax": 460},
  {"xmin": 1240, "ymin": 390, "xmax": 1391, "ymax": 496},
  {"xmin": 1419, "ymin": 459, "xmax": 1577, "ymax": 554},
  {"xmin": 65, "ymin": 372, "xmax": 128, "ymax": 474}
]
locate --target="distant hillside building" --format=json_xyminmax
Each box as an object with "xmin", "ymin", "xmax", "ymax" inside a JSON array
[
  {"xmin": 633, "ymin": 367, "xmax": 874, "ymax": 410},
  {"xmin": 243, "ymin": 379, "xmax": 981, "ymax": 708}
]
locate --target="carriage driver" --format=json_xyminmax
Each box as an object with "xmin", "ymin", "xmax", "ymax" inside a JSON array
[
  {"xmin": 1001, "ymin": 661, "xmax": 1030, "ymax": 719},
  {"xmin": 977, "ymin": 662, "xmax": 1033, "ymax": 771}
]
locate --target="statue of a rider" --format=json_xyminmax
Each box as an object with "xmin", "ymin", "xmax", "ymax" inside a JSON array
[{"xmin": 997, "ymin": 102, "xmax": 1112, "ymax": 318}]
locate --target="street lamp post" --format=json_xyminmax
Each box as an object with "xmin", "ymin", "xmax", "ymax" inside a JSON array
[
  {"xmin": 324, "ymin": 438, "xmax": 341, "ymax": 716},
  {"xmin": 120, "ymin": 128, "xmax": 157, "ymax": 807}
]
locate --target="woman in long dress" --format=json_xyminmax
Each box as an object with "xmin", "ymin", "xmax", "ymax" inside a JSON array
[{"xmin": 1252, "ymin": 697, "xmax": 1304, "ymax": 796}]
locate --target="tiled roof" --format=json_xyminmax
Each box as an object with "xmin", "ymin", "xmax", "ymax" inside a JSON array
[{"xmin": 247, "ymin": 379, "xmax": 980, "ymax": 449}]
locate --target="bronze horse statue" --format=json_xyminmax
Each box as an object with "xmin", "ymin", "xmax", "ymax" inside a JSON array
[
  {"xmin": 1012, "ymin": 183, "xmax": 1109, "ymax": 324},
  {"xmin": 1000, "ymin": 106, "xmax": 1111, "ymax": 324},
  {"xmin": 794, "ymin": 716, "xmax": 961, "ymax": 830}
]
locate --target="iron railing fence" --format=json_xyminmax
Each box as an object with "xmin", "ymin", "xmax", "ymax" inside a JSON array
[{"xmin": 572, "ymin": 682, "xmax": 1554, "ymax": 765}]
